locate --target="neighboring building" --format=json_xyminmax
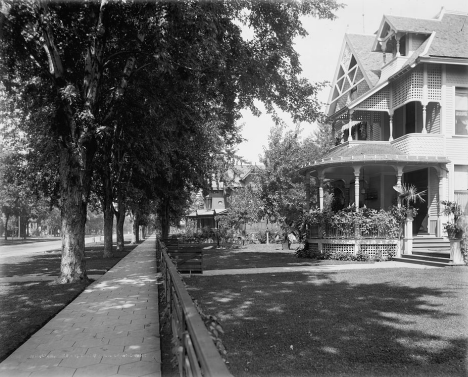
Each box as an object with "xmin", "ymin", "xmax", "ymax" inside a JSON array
[
  {"xmin": 186, "ymin": 163, "xmax": 264, "ymax": 231},
  {"xmin": 300, "ymin": 8, "xmax": 468, "ymax": 237}
]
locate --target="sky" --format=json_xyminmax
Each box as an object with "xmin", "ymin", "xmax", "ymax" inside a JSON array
[{"xmin": 236, "ymin": 0, "xmax": 468, "ymax": 164}]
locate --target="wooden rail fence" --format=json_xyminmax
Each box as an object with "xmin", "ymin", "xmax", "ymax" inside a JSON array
[{"xmin": 157, "ymin": 239, "xmax": 232, "ymax": 377}]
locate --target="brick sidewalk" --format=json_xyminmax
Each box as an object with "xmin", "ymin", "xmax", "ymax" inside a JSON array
[{"xmin": 0, "ymin": 236, "xmax": 161, "ymax": 377}]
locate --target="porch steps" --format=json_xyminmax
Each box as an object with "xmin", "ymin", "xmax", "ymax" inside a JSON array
[
  {"xmin": 413, "ymin": 236, "xmax": 450, "ymax": 253},
  {"xmin": 393, "ymin": 237, "xmax": 454, "ymax": 267}
]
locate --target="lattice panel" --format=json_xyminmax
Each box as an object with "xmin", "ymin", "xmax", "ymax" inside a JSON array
[
  {"xmin": 309, "ymin": 243, "xmax": 319, "ymax": 253},
  {"xmin": 323, "ymin": 243, "xmax": 354, "ymax": 254},
  {"xmin": 360, "ymin": 244, "xmax": 396, "ymax": 257},
  {"xmin": 409, "ymin": 66, "xmax": 423, "ymax": 101},
  {"xmin": 392, "ymin": 67, "xmax": 424, "ymax": 108},
  {"xmin": 371, "ymin": 123, "xmax": 381, "ymax": 141},
  {"xmin": 428, "ymin": 64, "xmax": 442, "ymax": 101},
  {"xmin": 393, "ymin": 73, "xmax": 410, "ymax": 108},
  {"xmin": 354, "ymin": 111, "xmax": 366, "ymax": 121},
  {"xmin": 358, "ymin": 87, "xmax": 390, "ymax": 110}
]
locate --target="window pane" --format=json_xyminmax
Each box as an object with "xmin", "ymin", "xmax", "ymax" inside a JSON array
[{"xmin": 455, "ymin": 88, "xmax": 468, "ymax": 135}]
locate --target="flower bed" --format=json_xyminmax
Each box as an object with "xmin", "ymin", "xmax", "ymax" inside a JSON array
[{"xmin": 299, "ymin": 206, "xmax": 406, "ymax": 259}]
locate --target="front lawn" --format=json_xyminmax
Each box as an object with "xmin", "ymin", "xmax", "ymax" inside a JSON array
[
  {"xmin": 185, "ymin": 268, "xmax": 468, "ymax": 377},
  {"xmin": 202, "ymin": 243, "xmax": 373, "ymax": 270}
]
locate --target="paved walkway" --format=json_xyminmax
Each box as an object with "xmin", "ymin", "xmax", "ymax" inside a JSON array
[
  {"xmin": 202, "ymin": 261, "xmax": 437, "ymax": 276},
  {"xmin": 0, "ymin": 236, "xmax": 161, "ymax": 377}
]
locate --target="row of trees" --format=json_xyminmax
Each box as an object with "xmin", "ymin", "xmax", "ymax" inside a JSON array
[{"xmin": 1, "ymin": 0, "xmax": 342, "ymax": 283}]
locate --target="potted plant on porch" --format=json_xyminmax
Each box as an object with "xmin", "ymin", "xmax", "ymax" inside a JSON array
[
  {"xmin": 441, "ymin": 200, "xmax": 464, "ymax": 264},
  {"xmin": 441, "ymin": 200, "xmax": 463, "ymax": 240}
]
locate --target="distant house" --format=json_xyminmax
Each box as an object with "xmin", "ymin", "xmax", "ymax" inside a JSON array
[
  {"xmin": 300, "ymin": 8, "xmax": 468, "ymax": 238},
  {"xmin": 186, "ymin": 163, "xmax": 265, "ymax": 231}
]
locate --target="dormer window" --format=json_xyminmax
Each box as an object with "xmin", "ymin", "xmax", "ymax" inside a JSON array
[{"xmin": 398, "ymin": 35, "xmax": 406, "ymax": 56}]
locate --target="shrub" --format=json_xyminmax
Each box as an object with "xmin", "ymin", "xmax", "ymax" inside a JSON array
[{"xmin": 257, "ymin": 231, "xmax": 268, "ymax": 244}]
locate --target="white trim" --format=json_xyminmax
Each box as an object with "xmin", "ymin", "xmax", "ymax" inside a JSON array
[
  {"xmin": 326, "ymin": 37, "xmax": 348, "ymax": 116},
  {"xmin": 421, "ymin": 32, "xmax": 436, "ymax": 57},
  {"xmin": 329, "ymin": 78, "xmax": 366, "ymax": 106}
]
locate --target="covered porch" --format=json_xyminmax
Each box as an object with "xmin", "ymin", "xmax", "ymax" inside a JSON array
[{"xmin": 300, "ymin": 140, "xmax": 450, "ymax": 257}]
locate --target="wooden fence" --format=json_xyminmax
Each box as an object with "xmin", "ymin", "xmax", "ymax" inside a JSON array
[{"xmin": 157, "ymin": 239, "xmax": 232, "ymax": 377}]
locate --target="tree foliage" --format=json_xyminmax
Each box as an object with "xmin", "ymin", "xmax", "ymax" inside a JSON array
[
  {"xmin": 1, "ymin": 0, "xmax": 342, "ymax": 281},
  {"xmin": 258, "ymin": 123, "xmax": 335, "ymax": 233}
]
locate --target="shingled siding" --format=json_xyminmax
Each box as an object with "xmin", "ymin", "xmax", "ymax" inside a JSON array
[
  {"xmin": 391, "ymin": 134, "xmax": 445, "ymax": 156},
  {"xmin": 446, "ymin": 137, "xmax": 468, "ymax": 163}
]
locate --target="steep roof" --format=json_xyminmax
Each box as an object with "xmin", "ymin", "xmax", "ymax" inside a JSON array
[
  {"xmin": 384, "ymin": 15, "xmax": 439, "ymax": 34},
  {"xmin": 346, "ymin": 34, "xmax": 382, "ymax": 87},
  {"xmin": 427, "ymin": 13, "xmax": 468, "ymax": 59},
  {"xmin": 324, "ymin": 142, "xmax": 405, "ymax": 159},
  {"xmin": 376, "ymin": 11, "xmax": 468, "ymax": 60},
  {"xmin": 298, "ymin": 141, "xmax": 450, "ymax": 175}
]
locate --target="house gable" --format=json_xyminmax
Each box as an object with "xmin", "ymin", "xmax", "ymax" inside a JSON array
[{"xmin": 326, "ymin": 34, "xmax": 381, "ymax": 117}]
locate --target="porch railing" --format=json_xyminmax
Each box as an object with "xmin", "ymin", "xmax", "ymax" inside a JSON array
[
  {"xmin": 157, "ymin": 239, "xmax": 232, "ymax": 377},
  {"xmin": 309, "ymin": 222, "xmax": 402, "ymax": 240}
]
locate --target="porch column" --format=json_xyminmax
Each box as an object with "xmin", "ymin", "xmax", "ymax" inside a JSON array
[
  {"xmin": 395, "ymin": 35, "xmax": 401, "ymax": 57},
  {"xmin": 437, "ymin": 168, "xmax": 447, "ymax": 237},
  {"xmin": 353, "ymin": 166, "xmax": 361, "ymax": 211},
  {"xmin": 396, "ymin": 165, "xmax": 404, "ymax": 207},
  {"xmin": 422, "ymin": 64, "xmax": 428, "ymax": 134},
  {"xmin": 389, "ymin": 112, "xmax": 394, "ymax": 141},
  {"xmin": 404, "ymin": 211, "xmax": 414, "ymax": 255},
  {"xmin": 318, "ymin": 171, "xmax": 325, "ymax": 211},
  {"xmin": 422, "ymin": 105, "xmax": 428, "ymax": 134},
  {"xmin": 305, "ymin": 171, "xmax": 311, "ymax": 211},
  {"xmin": 348, "ymin": 110, "xmax": 354, "ymax": 141}
]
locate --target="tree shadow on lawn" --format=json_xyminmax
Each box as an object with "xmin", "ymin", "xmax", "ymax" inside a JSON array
[
  {"xmin": 202, "ymin": 245, "xmax": 370, "ymax": 271},
  {"xmin": 186, "ymin": 268, "xmax": 468, "ymax": 377},
  {"xmin": 0, "ymin": 280, "xmax": 88, "ymax": 362},
  {"xmin": 1, "ymin": 243, "xmax": 135, "ymax": 277}
]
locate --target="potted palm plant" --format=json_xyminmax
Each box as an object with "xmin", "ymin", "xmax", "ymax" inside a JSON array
[
  {"xmin": 441, "ymin": 200, "xmax": 464, "ymax": 264},
  {"xmin": 441, "ymin": 200, "xmax": 463, "ymax": 240},
  {"xmin": 393, "ymin": 183, "xmax": 426, "ymax": 223}
]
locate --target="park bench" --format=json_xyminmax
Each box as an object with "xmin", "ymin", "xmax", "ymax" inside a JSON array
[{"xmin": 161, "ymin": 239, "xmax": 205, "ymax": 274}]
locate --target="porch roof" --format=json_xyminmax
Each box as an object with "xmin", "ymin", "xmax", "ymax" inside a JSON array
[
  {"xmin": 186, "ymin": 208, "xmax": 228, "ymax": 218},
  {"xmin": 298, "ymin": 141, "xmax": 450, "ymax": 175}
]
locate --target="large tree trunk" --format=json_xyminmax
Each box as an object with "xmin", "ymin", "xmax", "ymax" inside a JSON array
[
  {"xmin": 4, "ymin": 214, "xmax": 9, "ymax": 240},
  {"xmin": 131, "ymin": 209, "xmax": 139, "ymax": 244},
  {"xmin": 56, "ymin": 145, "xmax": 93, "ymax": 284},
  {"xmin": 102, "ymin": 160, "xmax": 114, "ymax": 258},
  {"xmin": 115, "ymin": 209, "xmax": 125, "ymax": 251},
  {"xmin": 160, "ymin": 201, "xmax": 170, "ymax": 239},
  {"xmin": 103, "ymin": 206, "xmax": 114, "ymax": 258},
  {"xmin": 115, "ymin": 184, "xmax": 126, "ymax": 252}
]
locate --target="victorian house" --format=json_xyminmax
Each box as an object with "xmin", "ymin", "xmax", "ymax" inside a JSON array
[{"xmin": 300, "ymin": 8, "xmax": 468, "ymax": 259}]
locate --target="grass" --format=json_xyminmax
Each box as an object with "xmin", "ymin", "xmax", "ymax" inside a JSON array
[
  {"xmin": 0, "ymin": 242, "xmax": 137, "ymax": 363},
  {"xmin": 181, "ymin": 258, "xmax": 468, "ymax": 376},
  {"xmin": 202, "ymin": 243, "xmax": 373, "ymax": 271},
  {"xmin": 0, "ymin": 236, "xmax": 60, "ymax": 246}
]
